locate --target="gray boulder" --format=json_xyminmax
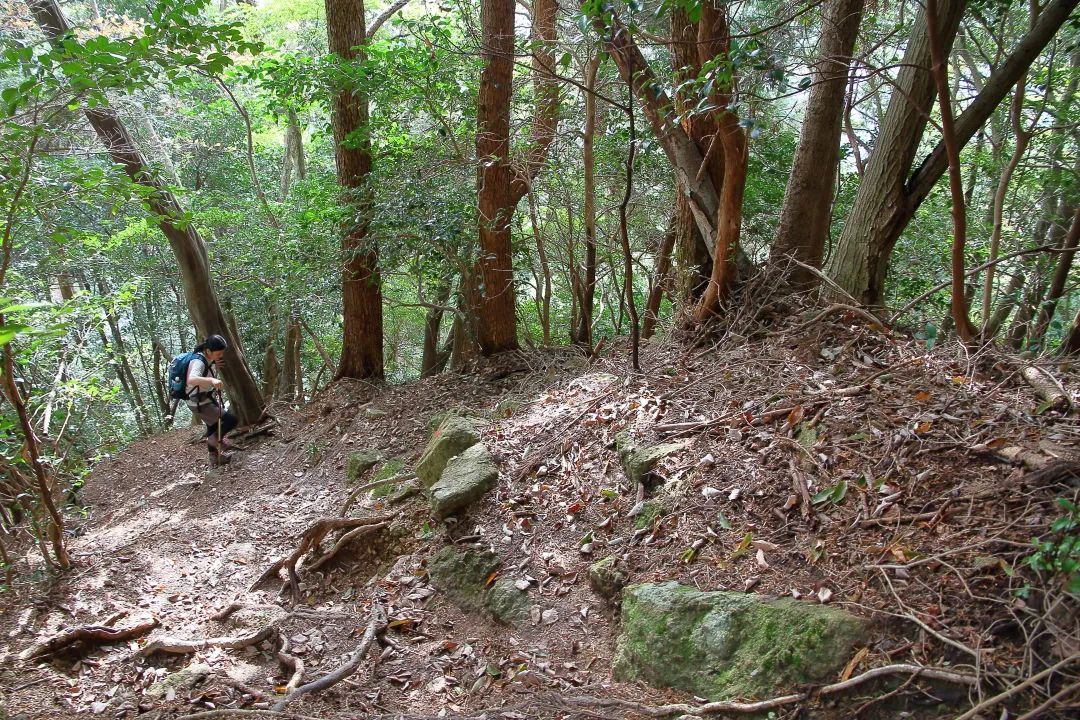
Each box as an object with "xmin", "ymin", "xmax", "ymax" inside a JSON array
[
  {"xmin": 613, "ymin": 582, "xmax": 869, "ymax": 700},
  {"xmin": 417, "ymin": 415, "xmax": 481, "ymax": 486},
  {"xmin": 145, "ymin": 662, "xmax": 211, "ymax": 699},
  {"xmin": 429, "ymin": 444, "xmax": 498, "ymax": 517}
]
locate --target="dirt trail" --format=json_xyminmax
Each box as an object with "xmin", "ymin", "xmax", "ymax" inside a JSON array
[{"xmin": 1, "ymin": 330, "xmax": 1078, "ymax": 719}]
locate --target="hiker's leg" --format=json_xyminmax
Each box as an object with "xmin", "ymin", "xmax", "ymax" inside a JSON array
[
  {"xmin": 196, "ymin": 403, "xmax": 225, "ymax": 448},
  {"xmin": 219, "ymin": 411, "xmax": 239, "ymax": 438}
]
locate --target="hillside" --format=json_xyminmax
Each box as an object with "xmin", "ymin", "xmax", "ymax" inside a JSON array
[{"xmin": 1, "ymin": 313, "xmax": 1078, "ymax": 720}]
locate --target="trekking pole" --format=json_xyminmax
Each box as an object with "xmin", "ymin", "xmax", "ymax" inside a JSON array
[{"xmin": 216, "ymin": 388, "xmax": 224, "ymax": 450}]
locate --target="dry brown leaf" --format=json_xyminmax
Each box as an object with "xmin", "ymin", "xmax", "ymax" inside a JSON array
[{"xmin": 839, "ymin": 646, "xmax": 869, "ymax": 681}]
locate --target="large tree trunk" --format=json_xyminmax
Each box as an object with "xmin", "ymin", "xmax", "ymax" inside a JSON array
[
  {"xmin": 28, "ymin": 0, "xmax": 265, "ymax": 425},
  {"xmin": 474, "ymin": 0, "xmax": 520, "ymax": 355},
  {"xmin": 473, "ymin": 0, "xmax": 559, "ymax": 355},
  {"xmin": 326, "ymin": 0, "xmax": 384, "ymax": 380},
  {"xmin": 593, "ymin": 7, "xmax": 720, "ymax": 248},
  {"xmin": 770, "ymin": 0, "xmax": 865, "ymax": 286},
  {"xmin": 670, "ymin": 7, "xmax": 718, "ymax": 303},
  {"xmin": 825, "ymin": 0, "xmax": 967, "ymax": 306}
]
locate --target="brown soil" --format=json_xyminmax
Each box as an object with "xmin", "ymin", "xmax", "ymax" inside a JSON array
[{"xmin": 1, "ymin": 314, "xmax": 1078, "ymax": 720}]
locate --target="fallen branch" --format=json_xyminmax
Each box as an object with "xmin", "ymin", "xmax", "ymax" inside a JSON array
[
  {"xmin": 790, "ymin": 303, "xmax": 889, "ymax": 334},
  {"xmin": 1020, "ymin": 365, "xmax": 1073, "ymax": 412},
  {"xmin": 953, "ymin": 653, "xmax": 1080, "ymax": 720},
  {"xmin": 272, "ymin": 602, "xmax": 385, "ymax": 712},
  {"xmin": 135, "ymin": 626, "xmax": 273, "ymax": 659},
  {"xmin": 555, "ymin": 663, "xmax": 977, "ymax": 717},
  {"xmin": 20, "ymin": 617, "xmax": 159, "ymax": 660},
  {"xmin": 177, "ymin": 712, "xmax": 330, "ymax": 720}
]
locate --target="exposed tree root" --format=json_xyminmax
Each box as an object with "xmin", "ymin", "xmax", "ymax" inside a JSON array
[
  {"xmin": 177, "ymin": 712, "xmax": 329, "ymax": 720},
  {"xmin": 135, "ymin": 626, "xmax": 274, "ymax": 659},
  {"xmin": 252, "ymin": 514, "xmax": 395, "ymax": 603},
  {"xmin": 340, "ymin": 472, "xmax": 415, "ymax": 516},
  {"xmin": 552, "ymin": 663, "xmax": 978, "ymax": 717},
  {"xmin": 19, "ymin": 617, "xmax": 159, "ymax": 660},
  {"xmin": 305, "ymin": 520, "xmax": 391, "ymax": 572},
  {"xmin": 272, "ymin": 602, "xmax": 385, "ymax": 712}
]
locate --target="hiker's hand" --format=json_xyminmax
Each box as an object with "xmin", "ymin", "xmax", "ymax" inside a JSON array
[{"xmin": 211, "ymin": 378, "xmax": 224, "ymax": 390}]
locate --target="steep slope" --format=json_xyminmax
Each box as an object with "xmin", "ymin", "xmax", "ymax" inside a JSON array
[{"xmin": 1, "ymin": 319, "xmax": 1078, "ymax": 720}]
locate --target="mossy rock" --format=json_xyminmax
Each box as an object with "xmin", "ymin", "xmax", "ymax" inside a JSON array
[
  {"xmin": 369, "ymin": 458, "xmax": 406, "ymax": 499},
  {"xmin": 613, "ymin": 582, "xmax": 869, "ymax": 701},
  {"xmin": 429, "ymin": 444, "xmax": 498, "ymax": 518},
  {"xmin": 427, "ymin": 547, "xmax": 499, "ymax": 611},
  {"xmin": 487, "ymin": 577, "xmax": 530, "ymax": 625},
  {"xmin": 617, "ymin": 433, "xmax": 690, "ymax": 486},
  {"xmin": 494, "ymin": 399, "xmax": 519, "ymax": 418},
  {"xmin": 588, "ymin": 556, "xmax": 628, "ymax": 599},
  {"xmin": 427, "ymin": 547, "xmax": 530, "ymax": 625},
  {"xmin": 417, "ymin": 415, "xmax": 482, "ymax": 486},
  {"xmin": 346, "ymin": 449, "xmax": 385, "ymax": 482},
  {"xmin": 145, "ymin": 662, "xmax": 211, "ymax": 699},
  {"xmin": 633, "ymin": 500, "xmax": 666, "ymax": 530}
]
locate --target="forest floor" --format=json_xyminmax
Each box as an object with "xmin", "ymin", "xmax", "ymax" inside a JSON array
[{"xmin": 1, "ymin": 304, "xmax": 1079, "ymax": 720}]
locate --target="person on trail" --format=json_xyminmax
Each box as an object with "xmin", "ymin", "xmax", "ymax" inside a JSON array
[{"xmin": 186, "ymin": 334, "xmax": 239, "ymax": 466}]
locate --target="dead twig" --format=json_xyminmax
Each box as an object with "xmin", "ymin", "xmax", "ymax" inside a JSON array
[
  {"xmin": 272, "ymin": 602, "xmax": 385, "ymax": 712},
  {"xmin": 953, "ymin": 653, "xmax": 1080, "ymax": 720},
  {"xmin": 19, "ymin": 617, "xmax": 159, "ymax": 660},
  {"xmin": 135, "ymin": 626, "xmax": 273, "ymax": 659},
  {"xmin": 789, "ymin": 303, "xmax": 890, "ymax": 334}
]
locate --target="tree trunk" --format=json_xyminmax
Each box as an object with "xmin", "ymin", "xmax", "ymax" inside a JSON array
[
  {"xmin": 421, "ymin": 279, "xmax": 452, "ymax": 377},
  {"xmin": 572, "ymin": 54, "xmax": 600, "ymax": 347},
  {"xmin": 278, "ymin": 313, "xmax": 304, "ymax": 402},
  {"xmin": 828, "ymin": 0, "xmax": 1079, "ymax": 305},
  {"xmin": 642, "ymin": 212, "xmax": 677, "ymax": 339},
  {"xmin": 670, "ymin": 6, "xmax": 721, "ymax": 301},
  {"xmin": 593, "ymin": 7, "xmax": 720, "ymax": 246},
  {"xmin": 825, "ymin": 0, "xmax": 967, "ymax": 306},
  {"xmin": 694, "ymin": 6, "xmax": 747, "ymax": 318},
  {"xmin": 473, "ymin": 0, "xmax": 559, "ymax": 355},
  {"xmin": 279, "ymin": 106, "xmax": 306, "ymax": 199},
  {"xmin": 28, "ymin": 0, "xmax": 266, "ymax": 426},
  {"xmin": 770, "ymin": 0, "xmax": 865, "ymax": 286},
  {"xmin": 326, "ymin": 0, "xmax": 384, "ymax": 380},
  {"xmin": 1030, "ymin": 206, "xmax": 1080, "ymax": 346}
]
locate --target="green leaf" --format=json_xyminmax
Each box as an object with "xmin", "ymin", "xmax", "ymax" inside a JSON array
[{"xmin": 715, "ymin": 511, "xmax": 732, "ymax": 530}]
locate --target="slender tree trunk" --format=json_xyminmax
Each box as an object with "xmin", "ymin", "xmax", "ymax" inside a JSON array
[
  {"xmin": 421, "ymin": 279, "xmax": 452, "ymax": 377},
  {"xmin": 527, "ymin": 186, "xmax": 553, "ymax": 345},
  {"xmin": 642, "ymin": 213, "xmax": 677, "ymax": 339},
  {"xmin": 326, "ymin": 0, "xmax": 384, "ymax": 380},
  {"xmin": 29, "ymin": 0, "xmax": 266, "ymax": 425},
  {"xmin": 0, "ymin": 342, "xmax": 69, "ymax": 568},
  {"xmin": 927, "ymin": 0, "xmax": 977, "ymax": 341},
  {"xmin": 770, "ymin": 0, "xmax": 865, "ymax": 286},
  {"xmin": 1030, "ymin": 206, "xmax": 1080, "ymax": 346},
  {"xmin": 280, "ymin": 106, "xmax": 306, "ymax": 199},
  {"xmin": 1061, "ymin": 305, "xmax": 1080, "ymax": 355},
  {"xmin": 573, "ymin": 54, "xmax": 600, "ymax": 346}
]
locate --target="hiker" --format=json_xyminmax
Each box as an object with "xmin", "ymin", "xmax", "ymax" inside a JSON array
[{"xmin": 186, "ymin": 334, "xmax": 239, "ymax": 465}]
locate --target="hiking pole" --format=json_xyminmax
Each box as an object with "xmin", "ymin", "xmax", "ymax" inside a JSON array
[{"xmin": 216, "ymin": 387, "xmax": 224, "ymax": 451}]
